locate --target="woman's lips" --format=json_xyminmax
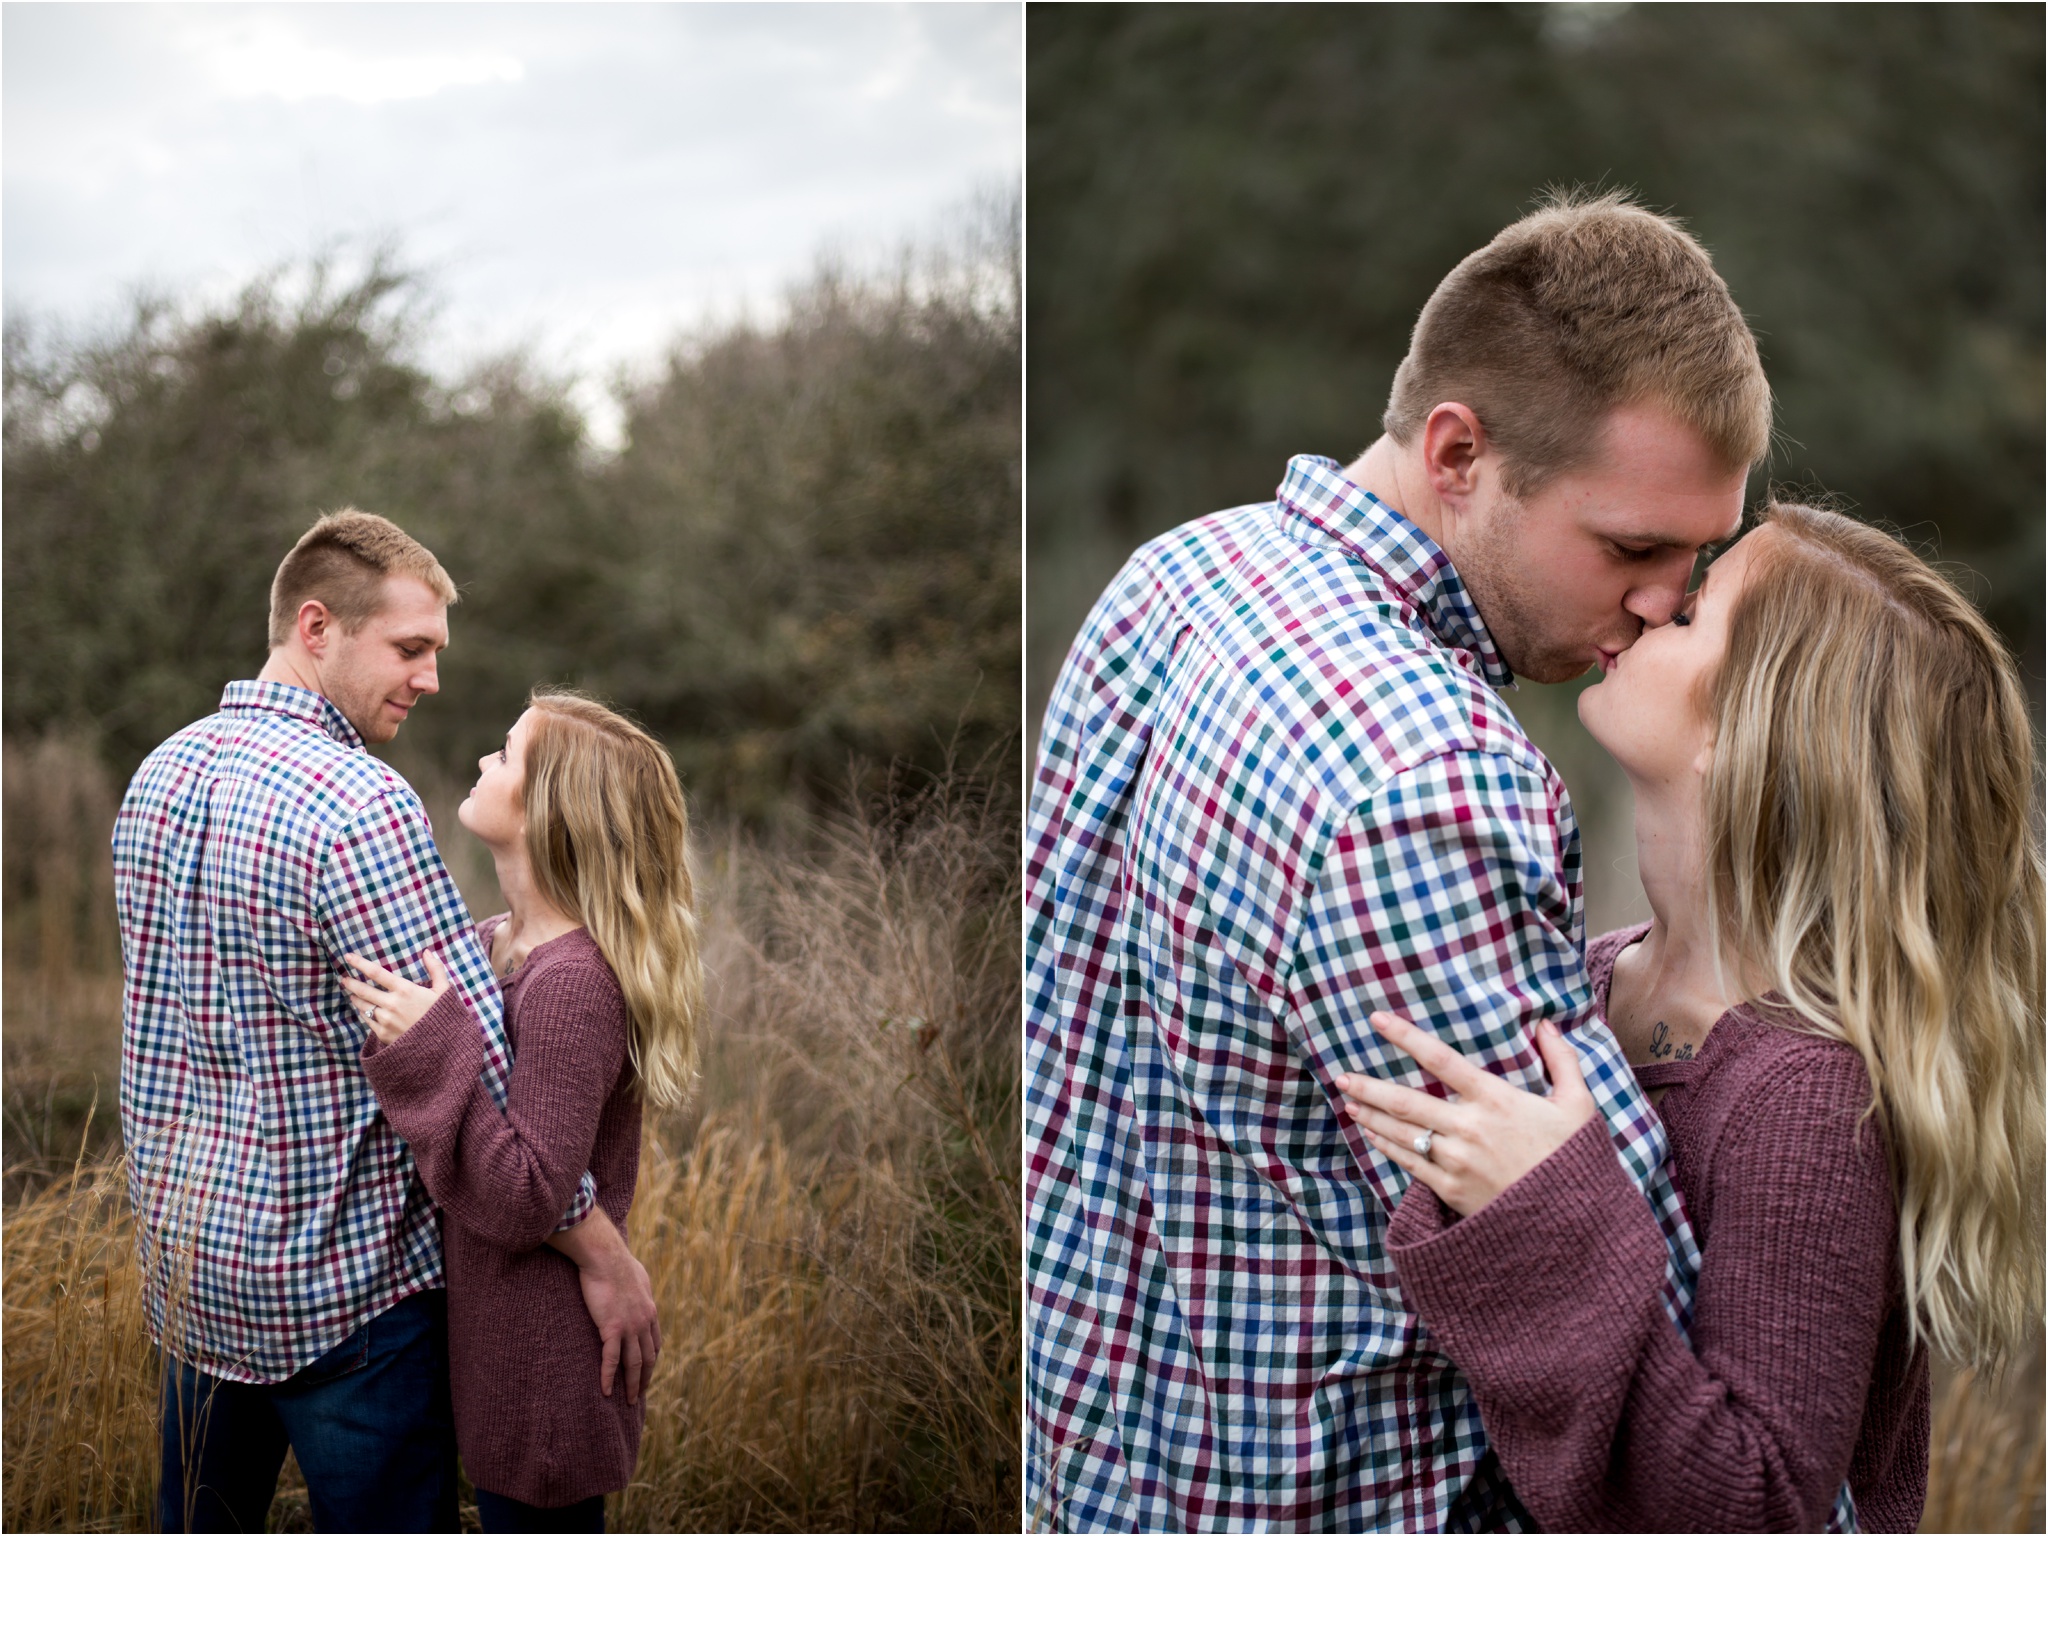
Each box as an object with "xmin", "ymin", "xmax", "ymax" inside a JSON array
[{"xmin": 1596, "ymin": 649, "xmax": 1621, "ymax": 674}]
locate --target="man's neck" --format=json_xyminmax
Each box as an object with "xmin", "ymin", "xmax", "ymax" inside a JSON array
[
  {"xmin": 256, "ymin": 646, "xmax": 323, "ymax": 697},
  {"xmin": 1343, "ymin": 435, "xmax": 1450, "ymax": 550}
]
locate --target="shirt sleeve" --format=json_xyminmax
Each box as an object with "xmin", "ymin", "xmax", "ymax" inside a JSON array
[
  {"xmin": 1385, "ymin": 1047, "xmax": 1900, "ymax": 1532},
  {"xmin": 313, "ymin": 785, "xmax": 596, "ymax": 1229},
  {"xmin": 1287, "ymin": 748, "xmax": 1697, "ymax": 1326}
]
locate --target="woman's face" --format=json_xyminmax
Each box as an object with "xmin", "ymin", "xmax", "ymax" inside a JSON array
[
  {"xmin": 459, "ymin": 707, "xmax": 538, "ymax": 846},
  {"xmin": 1578, "ymin": 524, "xmax": 1770, "ymax": 786}
]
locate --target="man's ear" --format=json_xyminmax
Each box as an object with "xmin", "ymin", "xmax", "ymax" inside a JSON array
[
  {"xmin": 1419, "ymin": 403, "xmax": 1490, "ymax": 507},
  {"xmin": 295, "ymin": 599, "xmax": 335, "ymax": 657}
]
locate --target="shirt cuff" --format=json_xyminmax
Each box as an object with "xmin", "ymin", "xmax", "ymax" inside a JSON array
[{"xmin": 555, "ymin": 1172, "xmax": 598, "ymax": 1232}]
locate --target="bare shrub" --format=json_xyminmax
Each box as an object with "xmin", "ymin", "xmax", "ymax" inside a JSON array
[
  {"xmin": 633, "ymin": 769, "xmax": 1021, "ymax": 1527},
  {"xmin": 2, "ymin": 732, "xmax": 117, "ymax": 974},
  {"xmin": 2, "ymin": 965, "xmax": 124, "ymax": 1197}
]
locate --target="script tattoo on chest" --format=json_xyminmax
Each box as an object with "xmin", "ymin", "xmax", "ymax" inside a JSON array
[{"xmin": 1648, "ymin": 1020, "xmax": 1696, "ymax": 1061}]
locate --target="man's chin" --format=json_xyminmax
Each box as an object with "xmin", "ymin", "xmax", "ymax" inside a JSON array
[{"xmin": 1517, "ymin": 653, "xmax": 1605, "ymax": 686}]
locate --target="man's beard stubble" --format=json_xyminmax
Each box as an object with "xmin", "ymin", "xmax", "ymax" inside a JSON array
[{"xmin": 1453, "ymin": 493, "xmax": 1597, "ymax": 687}]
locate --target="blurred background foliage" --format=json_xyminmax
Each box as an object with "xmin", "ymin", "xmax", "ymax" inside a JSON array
[
  {"xmin": 5, "ymin": 192, "xmax": 1020, "ymax": 828},
  {"xmin": 1027, "ymin": 4, "xmax": 2043, "ymax": 916}
]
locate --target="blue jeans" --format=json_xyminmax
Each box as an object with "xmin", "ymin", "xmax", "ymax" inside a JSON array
[{"xmin": 157, "ymin": 1289, "xmax": 459, "ymax": 1533}]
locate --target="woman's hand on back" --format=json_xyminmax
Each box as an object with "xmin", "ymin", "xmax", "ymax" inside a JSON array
[
  {"xmin": 341, "ymin": 950, "xmax": 452, "ymax": 1045},
  {"xmin": 1338, "ymin": 1012, "xmax": 1598, "ymax": 1217}
]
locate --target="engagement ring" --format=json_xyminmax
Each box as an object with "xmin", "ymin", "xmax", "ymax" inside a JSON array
[{"xmin": 1413, "ymin": 1129, "xmax": 1434, "ymax": 1158}]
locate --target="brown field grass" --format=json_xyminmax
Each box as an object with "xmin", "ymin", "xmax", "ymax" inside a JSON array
[{"xmin": 3, "ymin": 735, "xmax": 1019, "ymax": 1531}]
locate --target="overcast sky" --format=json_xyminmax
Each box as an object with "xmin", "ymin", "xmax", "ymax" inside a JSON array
[{"xmin": 3, "ymin": 1, "xmax": 1020, "ymax": 441}]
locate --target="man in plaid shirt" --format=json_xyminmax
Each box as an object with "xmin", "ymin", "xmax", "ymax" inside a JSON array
[
  {"xmin": 116, "ymin": 509, "xmax": 657, "ymax": 1531},
  {"xmin": 1026, "ymin": 197, "xmax": 1776, "ymax": 1529}
]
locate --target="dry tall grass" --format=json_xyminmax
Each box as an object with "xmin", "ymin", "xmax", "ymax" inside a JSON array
[
  {"xmin": 3, "ymin": 736, "xmax": 1019, "ymax": 1531},
  {"xmin": 1921, "ymin": 1354, "xmax": 2047, "ymax": 1533}
]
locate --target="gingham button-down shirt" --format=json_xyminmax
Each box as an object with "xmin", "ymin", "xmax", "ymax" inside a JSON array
[
  {"xmin": 1024, "ymin": 456, "xmax": 1708, "ymax": 1531},
  {"xmin": 114, "ymin": 680, "xmax": 594, "ymax": 1384}
]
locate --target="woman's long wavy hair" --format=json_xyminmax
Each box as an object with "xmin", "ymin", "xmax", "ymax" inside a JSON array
[
  {"xmin": 520, "ymin": 689, "xmax": 702, "ymax": 1111},
  {"xmin": 1701, "ymin": 501, "xmax": 2044, "ymax": 1371}
]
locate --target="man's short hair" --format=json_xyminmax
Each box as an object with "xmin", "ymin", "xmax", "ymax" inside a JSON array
[
  {"xmin": 1381, "ymin": 189, "xmax": 1771, "ymax": 496},
  {"xmin": 267, "ymin": 508, "xmax": 458, "ymax": 649}
]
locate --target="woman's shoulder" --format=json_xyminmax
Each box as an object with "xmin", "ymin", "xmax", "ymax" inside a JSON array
[
  {"xmin": 516, "ymin": 929, "xmax": 626, "ymax": 1006},
  {"xmin": 1585, "ymin": 921, "xmax": 1651, "ymax": 1016},
  {"xmin": 1695, "ymin": 1010, "xmax": 1890, "ymax": 1187},
  {"xmin": 1710, "ymin": 1006, "xmax": 1872, "ymax": 1106},
  {"xmin": 507, "ymin": 931, "xmax": 631, "ymax": 1065}
]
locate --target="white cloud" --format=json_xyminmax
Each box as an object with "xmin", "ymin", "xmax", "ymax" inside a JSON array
[
  {"xmin": 2, "ymin": 1, "xmax": 1021, "ymax": 439},
  {"xmin": 205, "ymin": 33, "xmax": 526, "ymax": 105}
]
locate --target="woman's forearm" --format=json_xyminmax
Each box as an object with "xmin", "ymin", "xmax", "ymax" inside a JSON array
[
  {"xmin": 364, "ymin": 977, "xmax": 616, "ymax": 1249},
  {"xmin": 1388, "ymin": 1111, "xmax": 1885, "ymax": 1532}
]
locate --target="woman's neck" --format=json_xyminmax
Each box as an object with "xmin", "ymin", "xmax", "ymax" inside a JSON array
[
  {"xmin": 1629, "ymin": 777, "xmax": 1719, "ymax": 978},
  {"xmin": 487, "ymin": 840, "xmax": 582, "ymax": 953},
  {"xmin": 1607, "ymin": 774, "xmax": 1748, "ymax": 1065}
]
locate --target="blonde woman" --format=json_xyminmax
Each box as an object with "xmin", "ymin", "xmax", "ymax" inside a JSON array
[
  {"xmin": 1340, "ymin": 502, "xmax": 2043, "ymax": 1531},
  {"xmin": 341, "ymin": 690, "xmax": 701, "ymax": 1533}
]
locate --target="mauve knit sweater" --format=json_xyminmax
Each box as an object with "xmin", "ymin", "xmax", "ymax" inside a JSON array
[
  {"xmin": 363, "ymin": 917, "xmax": 643, "ymax": 1509},
  {"xmin": 1386, "ymin": 924, "xmax": 1930, "ymax": 1532}
]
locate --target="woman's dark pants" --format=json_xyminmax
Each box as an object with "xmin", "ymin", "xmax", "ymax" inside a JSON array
[{"xmin": 474, "ymin": 1488, "xmax": 607, "ymax": 1533}]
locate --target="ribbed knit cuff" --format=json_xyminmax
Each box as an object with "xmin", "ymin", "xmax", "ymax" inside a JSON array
[
  {"xmin": 361, "ymin": 984, "xmax": 483, "ymax": 1106},
  {"xmin": 1388, "ymin": 1115, "xmax": 1666, "ymax": 1355}
]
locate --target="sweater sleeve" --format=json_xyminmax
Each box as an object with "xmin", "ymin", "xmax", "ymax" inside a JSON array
[
  {"xmin": 1387, "ymin": 1043, "xmax": 1897, "ymax": 1532},
  {"xmin": 362, "ymin": 957, "xmax": 630, "ymax": 1252}
]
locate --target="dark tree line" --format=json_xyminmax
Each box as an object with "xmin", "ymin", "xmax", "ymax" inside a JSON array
[
  {"xmin": 4, "ymin": 196, "xmax": 1020, "ymax": 825},
  {"xmin": 1026, "ymin": 3, "xmax": 2043, "ymax": 724}
]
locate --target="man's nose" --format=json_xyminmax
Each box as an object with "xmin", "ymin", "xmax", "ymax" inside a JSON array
[
  {"xmin": 1623, "ymin": 560, "xmax": 1695, "ymax": 627},
  {"xmin": 412, "ymin": 655, "xmax": 440, "ymax": 696}
]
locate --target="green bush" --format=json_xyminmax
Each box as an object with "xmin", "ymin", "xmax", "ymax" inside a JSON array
[{"xmin": 5, "ymin": 197, "xmax": 1020, "ymax": 827}]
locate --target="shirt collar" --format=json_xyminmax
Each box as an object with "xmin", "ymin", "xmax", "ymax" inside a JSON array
[
  {"xmin": 219, "ymin": 679, "xmax": 368, "ymax": 752},
  {"xmin": 1274, "ymin": 454, "xmax": 1513, "ymax": 690}
]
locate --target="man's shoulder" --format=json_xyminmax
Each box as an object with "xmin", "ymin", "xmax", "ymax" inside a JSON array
[
  {"xmin": 1157, "ymin": 511, "xmax": 1546, "ymax": 790},
  {"xmin": 125, "ymin": 700, "xmax": 422, "ymax": 836}
]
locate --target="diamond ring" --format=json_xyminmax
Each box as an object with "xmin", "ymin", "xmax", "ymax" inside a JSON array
[{"xmin": 1413, "ymin": 1129, "xmax": 1434, "ymax": 1158}]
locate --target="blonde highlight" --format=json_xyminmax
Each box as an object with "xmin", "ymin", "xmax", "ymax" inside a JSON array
[
  {"xmin": 520, "ymin": 690, "xmax": 703, "ymax": 1111},
  {"xmin": 1700, "ymin": 503, "xmax": 2045, "ymax": 1372}
]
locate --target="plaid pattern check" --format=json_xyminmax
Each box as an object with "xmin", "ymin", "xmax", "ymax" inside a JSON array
[
  {"xmin": 114, "ymin": 681, "xmax": 595, "ymax": 1384},
  {"xmin": 1026, "ymin": 456, "xmax": 1710, "ymax": 1531}
]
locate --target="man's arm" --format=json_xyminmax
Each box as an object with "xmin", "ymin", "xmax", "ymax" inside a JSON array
[
  {"xmin": 1288, "ymin": 747, "xmax": 1698, "ymax": 1327},
  {"xmin": 314, "ymin": 785, "xmax": 597, "ymax": 1230},
  {"xmin": 550, "ymin": 1208, "xmax": 661, "ymax": 1406}
]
